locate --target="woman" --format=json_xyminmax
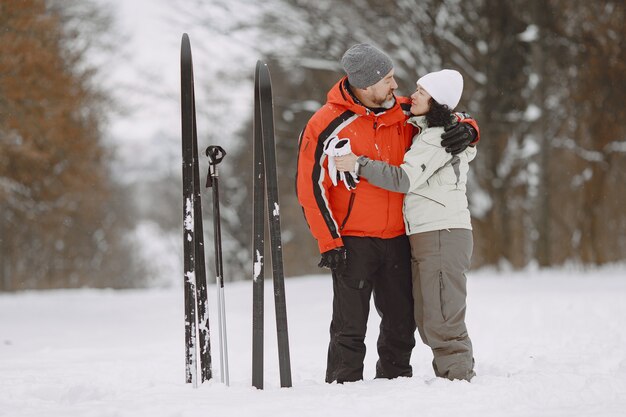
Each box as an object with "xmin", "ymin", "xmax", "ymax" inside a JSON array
[{"xmin": 335, "ymin": 69, "xmax": 476, "ymax": 381}]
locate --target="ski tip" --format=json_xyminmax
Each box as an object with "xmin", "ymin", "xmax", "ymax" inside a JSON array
[
  {"xmin": 257, "ymin": 60, "xmax": 272, "ymax": 69},
  {"xmin": 254, "ymin": 61, "xmax": 271, "ymax": 88},
  {"xmin": 181, "ymin": 34, "xmax": 192, "ymax": 62}
]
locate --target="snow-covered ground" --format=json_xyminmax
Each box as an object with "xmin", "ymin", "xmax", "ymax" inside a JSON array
[{"xmin": 2, "ymin": 267, "xmax": 626, "ymax": 417}]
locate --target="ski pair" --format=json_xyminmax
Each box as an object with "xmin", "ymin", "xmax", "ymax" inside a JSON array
[
  {"xmin": 180, "ymin": 33, "xmax": 229, "ymax": 387},
  {"xmin": 251, "ymin": 61, "xmax": 292, "ymax": 389},
  {"xmin": 181, "ymin": 33, "xmax": 292, "ymax": 389}
]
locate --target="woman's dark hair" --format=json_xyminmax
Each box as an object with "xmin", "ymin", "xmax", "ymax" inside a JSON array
[{"xmin": 425, "ymin": 98, "xmax": 454, "ymax": 128}]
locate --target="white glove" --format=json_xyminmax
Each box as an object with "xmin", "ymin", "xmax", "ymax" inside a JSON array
[{"xmin": 323, "ymin": 137, "xmax": 359, "ymax": 190}]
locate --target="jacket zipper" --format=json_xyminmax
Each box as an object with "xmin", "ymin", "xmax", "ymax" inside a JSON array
[{"xmin": 339, "ymin": 193, "xmax": 356, "ymax": 231}]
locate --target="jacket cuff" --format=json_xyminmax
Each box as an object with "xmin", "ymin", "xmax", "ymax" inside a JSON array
[
  {"xmin": 466, "ymin": 120, "xmax": 480, "ymax": 145},
  {"xmin": 319, "ymin": 237, "xmax": 344, "ymax": 253}
]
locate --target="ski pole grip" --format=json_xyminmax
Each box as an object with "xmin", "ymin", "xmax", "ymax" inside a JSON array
[{"xmin": 206, "ymin": 145, "xmax": 226, "ymax": 165}]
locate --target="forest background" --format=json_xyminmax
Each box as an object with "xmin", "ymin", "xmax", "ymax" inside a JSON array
[{"xmin": 1, "ymin": 0, "xmax": 624, "ymax": 290}]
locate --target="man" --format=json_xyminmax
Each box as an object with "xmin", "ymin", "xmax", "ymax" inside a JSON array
[{"xmin": 296, "ymin": 44, "xmax": 478, "ymax": 383}]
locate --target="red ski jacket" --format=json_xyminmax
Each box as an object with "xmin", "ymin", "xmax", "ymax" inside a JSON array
[{"xmin": 296, "ymin": 77, "xmax": 478, "ymax": 253}]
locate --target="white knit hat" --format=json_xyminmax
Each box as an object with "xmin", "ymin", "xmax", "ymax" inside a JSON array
[{"xmin": 416, "ymin": 69, "xmax": 463, "ymax": 109}]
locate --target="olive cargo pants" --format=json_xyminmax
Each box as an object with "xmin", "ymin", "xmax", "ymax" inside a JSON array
[{"xmin": 410, "ymin": 229, "xmax": 475, "ymax": 381}]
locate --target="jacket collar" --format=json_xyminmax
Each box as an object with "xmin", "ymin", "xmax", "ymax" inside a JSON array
[
  {"xmin": 327, "ymin": 77, "xmax": 406, "ymax": 126},
  {"xmin": 407, "ymin": 115, "xmax": 428, "ymax": 129}
]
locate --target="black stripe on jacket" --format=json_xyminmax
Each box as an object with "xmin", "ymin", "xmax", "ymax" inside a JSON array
[{"xmin": 296, "ymin": 109, "xmax": 357, "ymax": 241}]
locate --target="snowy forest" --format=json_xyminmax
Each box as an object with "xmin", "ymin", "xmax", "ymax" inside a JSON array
[{"xmin": 1, "ymin": 0, "xmax": 625, "ymax": 291}]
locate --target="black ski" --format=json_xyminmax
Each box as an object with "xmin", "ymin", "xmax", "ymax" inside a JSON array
[
  {"xmin": 251, "ymin": 60, "xmax": 265, "ymax": 389},
  {"xmin": 180, "ymin": 33, "xmax": 211, "ymax": 386},
  {"xmin": 252, "ymin": 61, "xmax": 292, "ymax": 389}
]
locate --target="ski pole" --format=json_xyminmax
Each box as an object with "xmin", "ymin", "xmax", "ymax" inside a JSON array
[{"xmin": 205, "ymin": 145, "xmax": 229, "ymax": 386}]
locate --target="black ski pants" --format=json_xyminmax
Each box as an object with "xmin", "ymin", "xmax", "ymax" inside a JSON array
[{"xmin": 325, "ymin": 235, "xmax": 416, "ymax": 383}]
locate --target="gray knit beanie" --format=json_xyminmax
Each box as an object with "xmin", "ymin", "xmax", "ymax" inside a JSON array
[{"xmin": 341, "ymin": 43, "xmax": 393, "ymax": 89}]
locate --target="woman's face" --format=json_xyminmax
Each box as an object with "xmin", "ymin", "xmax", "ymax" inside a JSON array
[{"xmin": 410, "ymin": 85, "xmax": 431, "ymax": 116}]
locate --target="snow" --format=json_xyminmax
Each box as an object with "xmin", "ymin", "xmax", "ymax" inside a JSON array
[
  {"xmin": 468, "ymin": 185, "xmax": 492, "ymax": 219},
  {"xmin": 2, "ymin": 267, "xmax": 626, "ymax": 417},
  {"xmin": 183, "ymin": 198, "xmax": 193, "ymax": 231},
  {"xmin": 253, "ymin": 250, "xmax": 263, "ymax": 282},
  {"xmin": 130, "ymin": 221, "xmax": 182, "ymax": 288},
  {"xmin": 571, "ymin": 168, "xmax": 594, "ymax": 187},
  {"xmin": 524, "ymin": 104, "xmax": 542, "ymax": 122},
  {"xmin": 519, "ymin": 25, "xmax": 540, "ymax": 43},
  {"xmin": 16, "ymin": 2, "xmax": 624, "ymax": 415},
  {"xmin": 605, "ymin": 141, "xmax": 626, "ymax": 153},
  {"xmin": 553, "ymin": 138, "xmax": 605, "ymax": 162}
]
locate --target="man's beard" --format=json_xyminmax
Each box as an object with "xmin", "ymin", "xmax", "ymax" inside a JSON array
[
  {"xmin": 380, "ymin": 97, "xmax": 395, "ymax": 109},
  {"xmin": 373, "ymin": 92, "xmax": 395, "ymax": 109}
]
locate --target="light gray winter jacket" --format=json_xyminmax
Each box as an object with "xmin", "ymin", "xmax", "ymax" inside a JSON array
[{"xmin": 356, "ymin": 115, "xmax": 476, "ymax": 235}]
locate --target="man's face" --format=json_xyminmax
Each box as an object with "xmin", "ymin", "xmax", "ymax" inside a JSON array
[
  {"xmin": 410, "ymin": 84, "xmax": 431, "ymax": 116},
  {"xmin": 363, "ymin": 69, "xmax": 398, "ymax": 109}
]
